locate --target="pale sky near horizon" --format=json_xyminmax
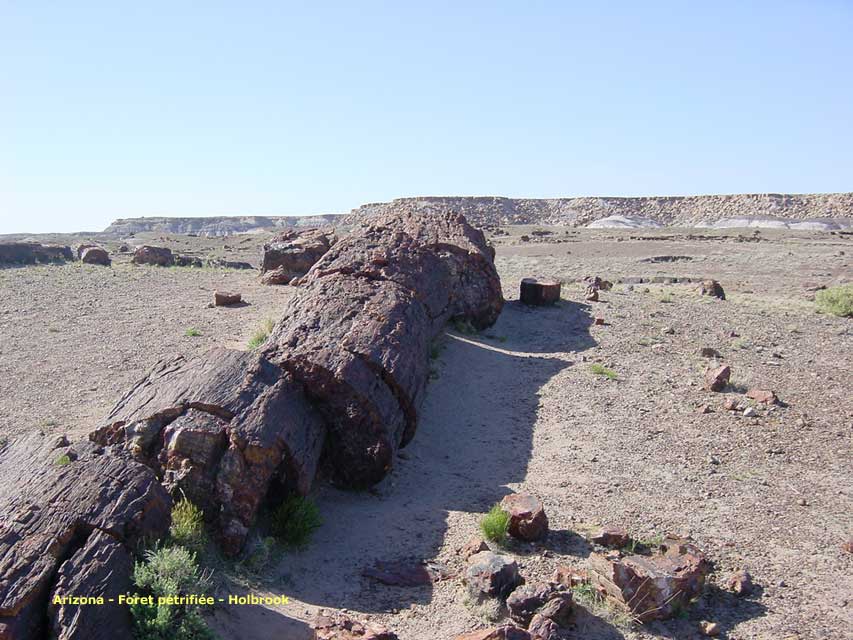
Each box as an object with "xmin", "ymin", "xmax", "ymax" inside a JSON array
[{"xmin": 1, "ymin": 1, "xmax": 851, "ymax": 234}]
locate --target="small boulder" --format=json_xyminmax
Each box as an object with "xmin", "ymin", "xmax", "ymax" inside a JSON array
[
  {"xmin": 700, "ymin": 347, "xmax": 722, "ymax": 358},
  {"xmin": 527, "ymin": 615, "xmax": 559, "ymax": 640},
  {"xmin": 261, "ymin": 227, "xmax": 335, "ymax": 283},
  {"xmin": 704, "ymin": 365, "xmax": 731, "ymax": 392},
  {"xmin": 80, "ymin": 247, "xmax": 111, "ymax": 266},
  {"xmin": 743, "ymin": 407, "xmax": 757, "ymax": 418},
  {"xmin": 459, "ymin": 536, "xmax": 489, "ymax": 560},
  {"xmin": 588, "ymin": 537, "xmax": 709, "ymax": 622},
  {"xmin": 590, "ymin": 526, "xmax": 630, "ymax": 549},
  {"xmin": 313, "ymin": 612, "xmax": 398, "ymax": 640},
  {"xmin": 724, "ymin": 397, "xmax": 741, "ymax": 411},
  {"xmin": 174, "ymin": 255, "xmax": 203, "ymax": 268},
  {"xmin": 699, "ymin": 279, "xmax": 726, "ymax": 300},
  {"xmin": 76, "ymin": 243, "xmax": 96, "ymax": 259},
  {"xmin": 465, "ymin": 551, "xmax": 523, "ymax": 601},
  {"xmin": 214, "ymin": 291, "xmax": 242, "ymax": 307},
  {"xmin": 726, "ymin": 569, "xmax": 754, "ymax": 596},
  {"xmin": 500, "ymin": 494, "xmax": 548, "ymax": 541},
  {"xmin": 700, "ymin": 621, "xmax": 720, "ymax": 637},
  {"xmin": 584, "ymin": 287, "xmax": 599, "ymax": 302},
  {"xmin": 746, "ymin": 388, "xmax": 778, "ymax": 405},
  {"xmin": 549, "ymin": 565, "xmax": 587, "ymax": 588},
  {"xmin": 507, "ymin": 582, "xmax": 555, "ymax": 626},
  {"xmin": 132, "ymin": 245, "xmax": 174, "ymax": 266}
]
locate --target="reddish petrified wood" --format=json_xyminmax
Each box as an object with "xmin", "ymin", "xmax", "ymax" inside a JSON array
[{"xmin": 519, "ymin": 278, "xmax": 561, "ymax": 306}]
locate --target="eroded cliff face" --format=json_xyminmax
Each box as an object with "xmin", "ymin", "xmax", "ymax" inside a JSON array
[
  {"xmin": 104, "ymin": 214, "xmax": 342, "ymax": 236},
  {"xmin": 104, "ymin": 192, "xmax": 853, "ymax": 235},
  {"xmin": 344, "ymin": 193, "xmax": 853, "ymax": 228}
]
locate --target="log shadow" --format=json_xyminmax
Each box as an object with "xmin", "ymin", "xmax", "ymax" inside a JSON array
[{"xmin": 275, "ymin": 299, "xmax": 596, "ymax": 619}]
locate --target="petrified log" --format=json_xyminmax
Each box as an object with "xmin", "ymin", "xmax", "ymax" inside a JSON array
[
  {"xmin": 0, "ymin": 435, "xmax": 170, "ymax": 639},
  {"xmin": 0, "ymin": 242, "xmax": 73, "ymax": 265},
  {"xmin": 260, "ymin": 227, "xmax": 336, "ymax": 284},
  {"xmin": 132, "ymin": 245, "xmax": 174, "ymax": 266},
  {"xmin": 80, "ymin": 247, "xmax": 111, "ymax": 266},
  {"xmin": 519, "ymin": 278, "xmax": 561, "ymax": 306}
]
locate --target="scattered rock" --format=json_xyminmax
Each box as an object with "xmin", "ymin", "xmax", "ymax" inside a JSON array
[
  {"xmin": 131, "ymin": 245, "xmax": 174, "ymax": 266},
  {"xmin": 842, "ymin": 540, "xmax": 853, "ymax": 554},
  {"xmin": 549, "ymin": 565, "xmax": 587, "ymax": 588},
  {"xmin": 588, "ymin": 537, "xmax": 710, "ymax": 621},
  {"xmin": 174, "ymin": 254, "xmax": 204, "ymax": 267},
  {"xmin": 118, "ymin": 244, "xmax": 130, "ymax": 253},
  {"xmin": 80, "ymin": 247, "xmax": 111, "ymax": 266},
  {"xmin": 465, "ymin": 551, "xmax": 524, "ymax": 601},
  {"xmin": 743, "ymin": 407, "xmax": 758, "ymax": 418},
  {"xmin": 594, "ymin": 317, "xmax": 606, "ymax": 326},
  {"xmin": 507, "ymin": 582, "xmax": 563, "ymax": 626},
  {"xmin": 590, "ymin": 526, "xmax": 630, "ymax": 549},
  {"xmin": 214, "ymin": 291, "xmax": 242, "ymax": 307},
  {"xmin": 698, "ymin": 404, "xmax": 712, "ymax": 414},
  {"xmin": 519, "ymin": 278, "xmax": 561, "ymax": 306},
  {"xmin": 700, "ymin": 620, "xmax": 720, "ymax": 636},
  {"xmin": 704, "ymin": 364, "xmax": 731, "ymax": 392},
  {"xmin": 261, "ymin": 266, "xmax": 292, "ymax": 285},
  {"xmin": 699, "ymin": 279, "xmax": 726, "ymax": 300},
  {"xmin": 526, "ymin": 614, "xmax": 558, "ymax": 640},
  {"xmin": 661, "ymin": 326, "xmax": 675, "ymax": 335},
  {"xmin": 459, "ymin": 537, "xmax": 489, "ymax": 560},
  {"xmin": 207, "ymin": 258, "xmax": 254, "ymax": 270},
  {"xmin": 727, "ymin": 569, "xmax": 754, "ymax": 596},
  {"xmin": 313, "ymin": 612, "xmax": 398, "ymax": 640},
  {"xmin": 537, "ymin": 593, "xmax": 573, "ymax": 626},
  {"xmin": 454, "ymin": 625, "xmax": 531, "ymax": 640},
  {"xmin": 746, "ymin": 388, "xmax": 778, "ymax": 405},
  {"xmin": 584, "ymin": 287, "xmax": 599, "ymax": 302},
  {"xmin": 700, "ymin": 347, "xmax": 722, "ymax": 358},
  {"xmin": 724, "ymin": 397, "xmax": 741, "ymax": 411},
  {"xmin": 500, "ymin": 493, "xmax": 549, "ymax": 541}
]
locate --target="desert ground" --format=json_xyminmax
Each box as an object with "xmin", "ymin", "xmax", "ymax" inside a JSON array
[{"xmin": 0, "ymin": 227, "xmax": 850, "ymax": 640}]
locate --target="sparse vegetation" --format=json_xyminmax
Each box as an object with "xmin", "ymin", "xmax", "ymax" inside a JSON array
[
  {"xmin": 451, "ymin": 318, "xmax": 477, "ymax": 335},
  {"xmin": 270, "ymin": 495, "xmax": 322, "ymax": 549},
  {"xmin": 479, "ymin": 503, "xmax": 509, "ymax": 544},
  {"xmin": 55, "ymin": 454, "xmax": 71, "ymax": 466},
  {"xmin": 572, "ymin": 582, "xmax": 636, "ymax": 629},
  {"xmin": 589, "ymin": 363, "xmax": 618, "ymax": 380},
  {"xmin": 185, "ymin": 328, "xmax": 202, "ymax": 337},
  {"xmin": 815, "ymin": 284, "xmax": 853, "ymax": 317},
  {"xmin": 247, "ymin": 318, "xmax": 275, "ymax": 350},
  {"xmin": 130, "ymin": 545, "xmax": 216, "ymax": 640},
  {"xmin": 658, "ymin": 292, "xmax": 675, "ymax": 303},
  {"xmin": 169, "ymin": 499, "xmax": 207, "ymax": 555}
]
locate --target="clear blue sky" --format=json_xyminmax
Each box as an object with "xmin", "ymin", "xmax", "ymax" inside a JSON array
[{"xmin": 1, "ymin": 1, "xmax": 851, "ymax": 234}]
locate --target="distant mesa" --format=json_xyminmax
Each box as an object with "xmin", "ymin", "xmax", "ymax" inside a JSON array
[{"xmin": 101, "ymin": 193, "xmax": 853, "ymax": 236}]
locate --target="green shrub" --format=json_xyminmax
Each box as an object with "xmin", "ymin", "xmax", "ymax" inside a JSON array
[
  {"xmin": 185, "ymin": 328, "xmax": 202, "ymax": 337},
  {"xmin": 55, "ymin": 454, "xmax": 71, "ymax": 466},
  {"xmin": 247, "ymin": 318, "xmax": 275, "ymax": 349},
  {"xmin": 816, "ymin": 284, "xmax": 853, "ymax": 317},
  {"xmin": 170, "ymin": 499, "xmax": 207, "ymax": 554},
  {"xmin": 270, "ymin": 496, "xmax": 322, "ymax": 549},
  {"xmin": 589, "ymin": 363, "xmax": 617, "ymax": 380},
  {"xmin": 131, "ymin": 546, "xmax": 215, "ymax": 640},
  {"xmin": 479, "ymin": 504, "xmax": 509, "ymax": 544}
]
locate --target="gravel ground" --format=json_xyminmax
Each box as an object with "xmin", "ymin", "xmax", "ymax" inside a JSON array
[{"xmin": 1, "ymin": 229, "xmax": 851, "ymax": 640}]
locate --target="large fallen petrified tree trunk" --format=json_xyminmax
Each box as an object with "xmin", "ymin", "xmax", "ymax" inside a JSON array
[{"xmin": 0, "ymin": 208, "xmax": 502, "ymax": 638}]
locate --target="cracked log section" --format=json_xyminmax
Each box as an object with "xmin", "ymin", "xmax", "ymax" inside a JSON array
[
  {"xmin": 0, "ymin": 435, "xmax": 170, "ymax": 640},
  {"xmin": 94, "ymin": 207, "xmax": 501, "ymax": 550}
]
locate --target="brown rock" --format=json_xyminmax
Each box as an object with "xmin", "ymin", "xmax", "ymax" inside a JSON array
[
  {"xmin": 593, "ymin": 317, "xmax": 606, "ymax": 325},
  {"xmin": 843, "ymin": 540, "xmax": 853, "ymax": 554},
  {"xmin": 699, "ymin": 279, "xmax": 726, "ymax": 300},
  {"xmin": 746, "ymin": 388, "xmax": 778, "ymax": 405},
  {"xmin": 700, "ymin": 347, "xmax": 722, "ymax": 358},
  {"xmin": 506, "ymin": 582, "xmax": 554, "ymax": 626},
  {"xmin": 727, "ymin": 569, "xmax": 754, "ymax": 596},
  {"xmin": 261, "ymin": 227, "xmax": 335, "ymax": 283},
  {"xmin": 590, "ymin": 526, "xmax": 630, "ymax": 548},
  {"xmin": 700, "ymin": 620, "xmax": 720, "ymax": 636},
  {"xmin": 0, "ymin": 242, "xmax": 72, "ymax": 264},
  {"xmin": 704, "ymin": 364, "xmax": 731, "ymax": 392},
  {"xmin": 132, "ymin": 245, "xmax": 174, "ymax": 266},
  {"xmin": 500, "ymin": 493, "xmax": 548, "ymax": 541},
  {"xmin": 584, "ymin": 286, "xmax": 599, "ymax": 302},
  {"xmin": 454, "ymin": 625, "xmax": 531, "ymax": 640},
  {"xmin": 698, "ymin": 404, "xmax": 712, "ymax": 414},
  {"xmin": 80, "ymin": 247, "xmax": 111, "ymax": 266},
  {"xmin": 538, "ymin": 593, "xmax": 573, "ymax": 626},
  {"xmin": 549, "ymin": 565, "xmax": 587, "ymax": 588},
  {"xmin": 519, "ymin": 278, "xmax": 561, "ymax": 306},
  {"xmin": 361, "ymin": 559, "xmax": 451, "ymax": 586},
  {"xmin": 465, "ymin": 551, "xmax": 523, "ymax": 600},
  {"xmin": 313, "ymin": 612, "xmax": 398, "ymax": 640},
  {"xmin": 459, "ymin": 536, "xmax": 489, "ymax": 559},
  {"xmin": 214, "ymin": 290, "xmax": 242, "ymax": 306},
  {"xmin": 588, "ymin": 537, "xmax": 710, "ymax": 622},
  {"xmin": 724, "ymin": 397, "xmax": 741, "ymax": 411},
  {"xmin": 75, "ymin": 243, "xmax": 96, "ymax": 259},
  {"xmin": 527, "ymin": 615, "xmax": 558, "ymax": 640}
]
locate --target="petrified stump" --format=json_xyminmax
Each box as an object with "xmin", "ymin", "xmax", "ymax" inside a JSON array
[
  {"xmin": 80, "ymin": 247, "xmax": 111, "ymax": 266},
  {"xmin": 699, "ymin": 279, "xmax": 726, "ymax": 300},
  {"xmin": 519, "ymin": 278, "xmax": 561, "ymax": 306},
  {"xmin": 214, "ymin": 290, "xmax": 242, "ymax": 306},
  {"xmin": 500, "ymin": 494, "xmax": 548, "ymax": 541}
]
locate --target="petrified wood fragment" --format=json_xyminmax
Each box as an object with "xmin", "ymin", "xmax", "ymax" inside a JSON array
[
  {"xmin": 519, "ymin": 278, "xmax": 561, "ymax": 306},
  {"xmin": 0, "ymin": 435, "xmax": 170, "ymax": 640}
]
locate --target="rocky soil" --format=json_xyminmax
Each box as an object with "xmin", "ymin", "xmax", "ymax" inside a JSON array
[{"xmin": 0, "ymin": 227, "xmax": 851, "ymax": 639}]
